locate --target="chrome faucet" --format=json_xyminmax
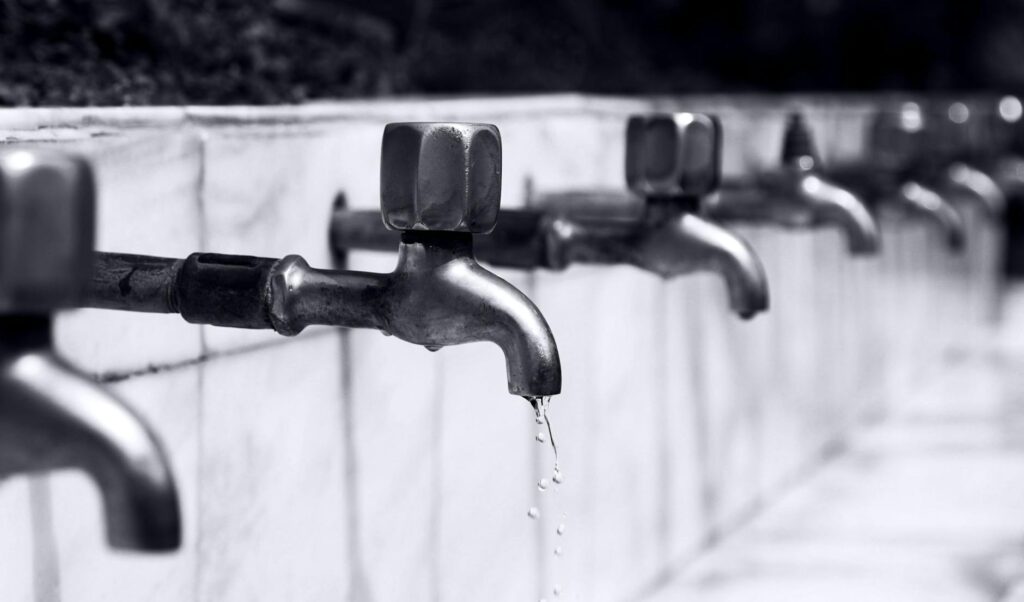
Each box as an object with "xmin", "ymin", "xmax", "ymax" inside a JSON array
[
  {"xmin": 705, "ymin": 112, "xmax": 881, "ymax": 255},
  {"xmin": 828, "ymin": 105, "xmax": 966, "ymax": 252},
  {"xmin": 83, "ymin": 123, "xmax": 561, "ymax": 401},
  {"xmin": 927, "ymin": 100, "xmax": 1007, "ymax": 219},
  {"xmin": 0, "ymin": 149, "xmax": 182, "ymax": 551},
  {"xmin": 332, "ymin": 113, "xmax": 770, "ymax": 319}
]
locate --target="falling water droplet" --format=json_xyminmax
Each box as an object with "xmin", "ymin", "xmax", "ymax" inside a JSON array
[
  {"xmin": 535, "ymin": 415, "xmax": 545, "ymax": 425},
  {"xmin": 535, "ymin": 431, "xmax": 547, "ymax": 444},
  {"xmin": 554, "ymin": 546, "xmax": 563, "ymax": 556},
  {"xmin": 553, "ymin": 585, "xmax": 562, "ymax": 597},
  {"xmin": 557, "ymin": 523, "xmax": 565, "ymax": 536},
  {"xmin": 425, "ymin": 345, "xmax": 442, "ymax": 352},
  {"xmin": 381, "ymin": 330, "xmax": 393, "ymax": 337},
  {"xmin": 537, "ymin": 478, "xmax": 549, "ymax": 491},
  {"xmin": 527, "ymin": 507, "xmax": 539, "ymax": 519},
  {"xmin": 552, "ymin": 468, "xmax": 564, "ymax": 485}
]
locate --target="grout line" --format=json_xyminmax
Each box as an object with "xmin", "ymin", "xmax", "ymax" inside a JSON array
[
  {"xmin": 93, "ymin": 330, "xmax": 336, "ymax": 384},
  {"xmin": 192, "ymin": 130, "xmax": 208, "ymax": 602},
  {"xmin": 429, "ymin": 350, "xmax": 444, "ymax": 602},
  {"xmin": 28, "ymin": 477, "xmax": 62, "ymax": 602}
]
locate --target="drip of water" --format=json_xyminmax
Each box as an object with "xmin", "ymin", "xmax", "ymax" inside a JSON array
[
  {"xmin": 554, "ymin": 546, "xmax": 563, "ymax": 556},
  {"xmin": 556, "ymin": 524, "xmax": 565, "ymax": 536},
  {"xmin": 524, "ymin": 396, "xmax": 559, "ymax": 470},
  {"xmin": 527, "ymin": 507, "xmax": 539, "ymax": 519},
  {"xmin": 553, "ymin": 585, "xmax": 562, "ymax": 597},
  {"xmin": 537, "ymin": 478, "xmax": 549, "ymax": 491},
  {"xmin": 535, "ymin": 431, "xmax": 547, "ymax": 443},
  {"xmin": 552, "ymin": 468, "xmax": 564, "ymax": 485}
]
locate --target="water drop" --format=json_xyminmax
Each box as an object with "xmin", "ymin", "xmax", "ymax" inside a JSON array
[
  {"xmin": 553, "ymin": 585, "xmax": 562, "ymax": 596},
  {"xmin": 552, "ymin": 469, "xmax": 564, "ymax": 485},
  {"xmin": 535, "ymin": 415, "xmax": 545, "ymax": 425},
  {"xmin": 381, "ymin": 330, "xmax": 393, "ymax": 337},
  {"xmin": 425, "ymin": 344, "xmax": 442, "ymax": 352},
  {"xmin": 527, "ymin": 507, "xmax": 539, "ymax": 519},
  {"xmin": 535, "ymin": 431, "xmax": 547, "ymax": 444},
  {"xmin": 554, "ymin": 546, "xmax": 563, "ymax": 556},
  {"xmin": 556, "ymin": 523, "xmax": 565, "ymax": 536},
  {"xmin": 537, "ymin": 478, "xmax": 549, "ymax": 491}
]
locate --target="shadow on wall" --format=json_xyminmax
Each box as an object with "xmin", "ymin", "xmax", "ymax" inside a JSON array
[{"xmin": 2, "ymin": 0, "xmax": 1024, "ymax": 105}]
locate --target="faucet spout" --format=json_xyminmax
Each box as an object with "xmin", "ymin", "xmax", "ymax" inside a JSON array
[
  {"xmin": 386, "ymin": 232, "xmax": 561, "ymax": 397},
  {"xmin": 634, "ymin": 209, "xmax": 769, "ymax": 318},
  {"xmin": 896, "ymin": 181, "xmax": 966, "ymax": 251},
  {"xmin": 263, "ymin": 232, "xmax": 561, "ymax": 397},
  {"xmin": 797, "ymin": 172, "xmax": 881, "ymax": 255},
  {"xmin": 0, "ymin": 317, "xmax": 181, "ymax": 551},
  {"xmin": 943, "ymin": 162, "xmax": 1007, "ymax": 218}
]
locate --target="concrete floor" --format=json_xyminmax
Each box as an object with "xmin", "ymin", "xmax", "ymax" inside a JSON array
[{"xmin": 646, "ymin": 287, "xmax": 1024, "ymax": 601}]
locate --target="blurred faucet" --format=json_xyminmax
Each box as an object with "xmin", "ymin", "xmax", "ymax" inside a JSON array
[
  {"xmin": 705, "ymin": 112, "xmax": 881, "ymax": 255},
  {"xmin": 828, "ymin": 105, "xmax": 967, "ymax": 252},
  {"xmin": 989, "ymin": 95, "xmax": 1024, "ymax": 198},
  {"xmin": 0, "ymin": 149, "xmax": 181, "ymax": 551},
  {"xmin": 84, "ymin": 123, "xmax": 561, "ymax": 401},
  {"xmin": 332, "ymin": 113, "xmax": 770, "ymax": 319},
  {"xmin": 927, "ymin": 100, "xmax": 1007, "ymax": 219}
]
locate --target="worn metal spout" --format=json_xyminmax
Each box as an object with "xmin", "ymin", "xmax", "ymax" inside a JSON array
[
  {"xmin": 0, "ymin": 317, "xmax": 181, "ymax": 551},
  {"xmin": 642, "ymin": 209, "xmax": 768, "ymax": 318},
  {"xmin": 895, "ymin": 181, "xmax": 966, "ymax": 250},
  {"xmin": 707, "ymin": 112, "xmax": 880, "ymax": 255},
  {"xmin": 796, "ymin": 170, "xmax": 881, "ymax": 255},
  {"xmin": 708, "ymin": 168, "xmax": 881, "ymax": 255},
  {"xmin": 942, "ymin": 162, "xmax": 1007, "ymax": 218},
  {"xmin": 263, "ymin": 233, "xmax": 561, "ymax": 396},
  {"xmin": 386, "ymin": 233, "xmax": 560, "ymax": 395}
]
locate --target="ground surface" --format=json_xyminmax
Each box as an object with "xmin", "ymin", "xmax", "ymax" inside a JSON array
[{"xmin": 644, "ymin": 287, "xmax": 1024, "ymax": 601}]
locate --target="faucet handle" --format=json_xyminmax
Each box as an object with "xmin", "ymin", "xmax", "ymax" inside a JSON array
[
  {"xmin": 380, "ymin": 122, "xmax": 501, "ymax": 234},
  {"xmin": 0, "ymin": 149, "xmax": 95, "ymax": 313},
  {"xmin": 780, "ymin": 112, "xmax": 820, "ymax": 167},
  {"xmin": 625, "ymin": 112, "xmax": 721, "ymax": 199}
]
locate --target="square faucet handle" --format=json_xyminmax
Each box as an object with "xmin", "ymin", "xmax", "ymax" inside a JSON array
[
  {"xmin": 380, "ymin": 122, "xmax": 502, "ymax": 234},
  {"xmin": 626, "ymin": 113, "xmax": 722, "ymax": 198},
  {"xmin": 0, "ymin": 149, "xmax": 96, "ymax": 313}
]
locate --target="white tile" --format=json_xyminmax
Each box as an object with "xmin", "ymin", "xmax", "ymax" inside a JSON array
[
  {"xmin": 197, "ymin": 334, "xmax": 349, "ymax": 602},
  {"xmin": 435, "ymin": 273, "xmax": 541, "ymax": 601},
  {"xmin": 0, "ymin": 476, "xmax": 44, "ymax": 602},
  {"xmin": 49, "ymin": 368, "xmax": 200, "ymax": 602},
  {"xmin": 53, "ymin": 133, "xmax": 205, "ymax": 376},
  {"xmin": 345, "ymin": 295, "xmax": 441, "ymax": 601},
  {"xmin": 199, "ymin": 119, "xmax": 387, "ymax": 353}
]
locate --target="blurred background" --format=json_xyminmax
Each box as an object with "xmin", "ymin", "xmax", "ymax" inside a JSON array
[{"xmin": 2, "ymin": 0, "xmax": 1024, "ymax": 105}]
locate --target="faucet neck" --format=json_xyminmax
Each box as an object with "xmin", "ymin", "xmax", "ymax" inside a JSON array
[
  {"xmin": 645, "ymin": 195, "xmax": 701, "ymax": 221},
  {"xmin": 397, "ymin": 231, "xmax": 475, "ymax": 270}
]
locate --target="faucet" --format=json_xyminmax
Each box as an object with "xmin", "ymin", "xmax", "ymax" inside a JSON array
[
  {"xmin": 82, "ymin": 123, "xmax": 561, "ymax": 402},
  {"xmin": 0, "ymin": 149, "xmax": 182, "ymax": 551},
  {"xmin": 331, "ymin": 113, "xmax": 770, "ymax": 319},
  {"xmin": 827, "ymin": 105, "xmax": 967, "ymax": 252},
  {"xmin": 927, "ymin": 100, "xmax": 1007, "ymax": 219},
  {"xmin": 705, "ymin": 112, "xmax": 881, "ymax": 255}
]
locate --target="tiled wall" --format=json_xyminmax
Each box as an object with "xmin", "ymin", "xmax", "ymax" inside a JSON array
[{"xmin": 0, "ymin": 95, "xmax": 997, "ymax": 601}]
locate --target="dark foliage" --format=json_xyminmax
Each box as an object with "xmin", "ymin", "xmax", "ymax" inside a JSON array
[{"xmin": 0, "ymin": 0, "xmax": 1023, "ymax": 105}]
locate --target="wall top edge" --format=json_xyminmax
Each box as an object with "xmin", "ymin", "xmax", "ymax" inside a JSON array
[{"xmin": 0, "ymin": 91, "xmax": 1001, "ymax": 134}]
